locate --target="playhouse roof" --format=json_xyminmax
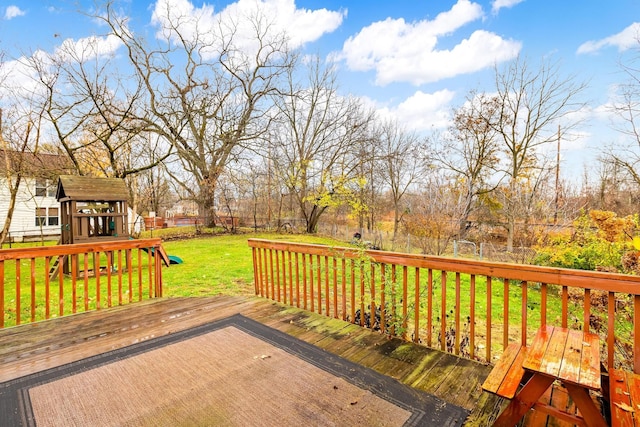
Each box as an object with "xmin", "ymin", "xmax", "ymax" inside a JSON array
[{"xmin": 56, "ymin": 175, "xmax": 129, "ymax": 202}]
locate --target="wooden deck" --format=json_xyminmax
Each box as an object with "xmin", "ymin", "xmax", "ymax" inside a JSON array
[{"xmin": 0, "ymin": 295, "xmax": 590, "ymax": 426}]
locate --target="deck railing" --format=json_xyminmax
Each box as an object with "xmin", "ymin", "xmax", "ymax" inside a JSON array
[
  {"xmin": 248, "ymin": 238, "xmax": 640, "ymax": 372},
  {"xmin": 0, "ymin": 238, "xmax": 164, "ymax": 328}
]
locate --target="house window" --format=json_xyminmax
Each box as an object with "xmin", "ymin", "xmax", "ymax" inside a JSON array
[
  {"xmin": 35, "ymin": 179, "xmax": 56, "ymax": 198},
  {"xmin": 48, "ymin": 208, "xmax": 59, "ymax": 226},
  {"xmin": 35, "ymin": 208, "xmax": 46, "ymax": 226},
  {"xmin": 35, "ymin": 179, "xmax": 47, "ymax": 197}
]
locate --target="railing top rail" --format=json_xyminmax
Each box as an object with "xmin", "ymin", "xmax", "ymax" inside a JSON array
[
  {"xmin": 0, "ymin": 238, "xmax": 163, "ymax": 261},
  {"xmin": 248, "ymin": 238, "xmax": 640, "ymax": 294}
]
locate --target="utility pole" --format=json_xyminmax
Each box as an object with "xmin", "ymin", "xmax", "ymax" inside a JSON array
[{"xmin": 554, "ymin": 125, "xmax": 560, "ymax": 224}]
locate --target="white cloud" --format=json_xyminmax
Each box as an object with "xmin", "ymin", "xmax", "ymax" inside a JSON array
[
  {"xmin": 0, "ymin": 56, "xmax": 41, "ymax": 98},
  {"xmin": 4, "ymin": 5, "xmax": 25, "ymax": 20},
  {"xmin": 0, "ymin": 34, "xmax": 122, "ymax": 100},
  {"xmin": 150, "ymin": 0, "xmax": 344, "ymax": 58},
  {"xmin": 375, "ymin": 89, "xmax": 456, "ymax": 132},
  {"xmin": 337, "ymin": 0, "xmax": 521, "ymax": 86},
  {"xmin": 54, "ymin": 35, "xmax": 123, "ymax": 63},
  {"xmin": 491, "ymin": 0, "xmax": 525, "ymax": 14},
  {"xmin": 577, "ymin": 22, "xmax": 640, "ymax": 54}
]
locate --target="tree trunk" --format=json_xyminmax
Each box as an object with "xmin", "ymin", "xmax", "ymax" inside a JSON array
[
  {"xmin": 0, "ymin": 176, "xmax": 21, "ymax": 247},
  {"xmin": 392, "ymin": 204, "xmax": 401, "ymax": 250},
  {"xmin": 306, "ymin": 204, "xmax": 327, "ymax": 233},
  {"xmin": 506, "ymin": 215, "xmax": 515, "ymax": 252}
]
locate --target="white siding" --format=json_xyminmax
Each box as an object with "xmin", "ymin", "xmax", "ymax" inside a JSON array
[{"xmin": 0, "ymin": 177, "xmax": 60, "ymax": 241}]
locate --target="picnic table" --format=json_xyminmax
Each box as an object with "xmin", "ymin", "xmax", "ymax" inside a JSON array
[{"xmin": 485, "ymin": 325, "xmax": 607, "ymax": 427}]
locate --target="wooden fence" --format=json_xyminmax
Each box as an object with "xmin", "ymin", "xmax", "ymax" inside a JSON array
[
  {"xmin": 248, "ymin": 238, "xmax": 640, "ymax": 372},
  {"xmin": 0, "ymin": 238, "xmax": 164, "ymax": 328}
]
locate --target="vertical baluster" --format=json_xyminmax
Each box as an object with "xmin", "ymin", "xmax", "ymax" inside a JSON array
[
  {"xmin": 301, "ymin": 253, "xmax": 307, "ymax": 310},
  {"xmin": 402, "ymin": 265, "xmax": 408, "ymax": 340},
  {"xmin": 289, "ymin": 251, "xmax": 294, "ymax": 306},
  {"xmin": 521, "ymin": 281, "xmax": 527, "ymax": 346},
  {"xmin": 309, "ymin": 255, "xmax": 314, "ymax": 312},
  {"xmin": 455, "ymin": 272, "xmax": 460, "ymax": 355},
  {"xmin": 58, "ymin": 255, "xmax": 64, "ymax": 315},
  {"xmin": 380, "ymin": 264, "xmax": 386, "ymax": 334},
  {"xmin": 470, "ymin": 274, "xmax": 476, "ymax": 360},
  {"xmin": 269, "ymin": 249, "xmax": 275, "ymax": 301},
  {"xmin": 144, "ymin": 246, "xmax": 149, "ymax": 301},
  {"xmin": 260, "ymin": 247, "xmax": 267, "ymax": 297},
  {"xmin": 71, "ymin": 255, "xmax": 77, "ymax": 313},
  {"xmin": 503, "ymin": 278, "xmax": 509, "ymax": 350},
  {"xmin": 370, "ymin": 263, "xmax": 376, "ymax": 329},
  {"xmin": 295, "ymin": 252, "xmax": 300, "ymax": 308},
  {"xmin": 282, "ymin": 250, "xmax": 288, "ymax": 304},
  {"xmin": 427, "ymin": 269, "xmax": 433, "ymax": 347},
  {"xmin": 540, "ymin": 283, "xmax": 547, "ymax": 327},
  {"xmin": 359, "ymin": 263, "xmax": 365, "ymax": 327},
  {"xmin": 275, "ymin": 250, "xmax": 281, "ymax": 302},
  {"xmin": 117, "ymin": 250, "xmax": 123, "ymax": 305},
  {"xmin": 262, "ymin": 249, "xmax": 268, "ymax": 299},
  {"xmin": 252, "ymin": 247, "xmax": 260, "ymax": 295},
  {"xmin": 317, "ymin": 254, "xmax": 322, "ymax": 314},
  {"xmin": 84, "ymin": 253, "xmax": 90, "ymax": 309},
  {"xmin": 324, "ymin": 255, "xmax": 329, "ymax": 316},
  {"xmin": 30, "ymin": 258, "xmax": 36, "ymax": 323},
  {"xmin": 413, "ymin": 267, "xmax": 420, "ymax": 343},
  {"xmin": 486, "ymin": 276, "xmax": 492, "ymax": 362},
  {"xmin": 106, "ymin": 251, "xmax": 112, "ymax": 308},
  {"xmin": 350, "ymin": 259, "xmax": 355, "ymax": 323},
  {"xmin": 341, "ymin": 258, "xmax": 346, "ymax": 320},
  {"xmin": 608, "ymin": 291, "xmax": 615, "ymax": 370},
  {"xmin": 16, "ymin": 260, "xmax": 21, "ymax": 325},
  {"xmin": 127, "ymin": 249, "xmax": 133, "ymax": 303},
  {"xmin": 562, "ymin": 285, "xmax": 568, "ymax": 328},
  {"xmin": 93, "ymin": 252, "xmax": 101, "ymax": 310},
  {"xmin": 45, "ymin": 257, "xmax": 51, "ymax": 319},
  {"xmin": 391, "ymin": 264, "xmax": 397, "ymax": 337},
  {"xmin": 332, "ymin": 257, "xmax": 338, "ymax": 318},
  {"xmin": 440, "ymin": 270, "xmax": 447, "ymax": 351},
  {"xmin": 156, "ymin": 246, "xmax": 162, "ymax": 298}
]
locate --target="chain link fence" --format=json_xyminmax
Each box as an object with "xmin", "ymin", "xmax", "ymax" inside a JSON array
[{"xmin": 316, "ymin": 224, "xmax": 538, "ymax": 265}]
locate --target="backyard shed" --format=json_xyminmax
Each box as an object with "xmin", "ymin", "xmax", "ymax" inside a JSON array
[{"xmin": 56, "ymin": 175, "xmax": 130, "ymax": 244}]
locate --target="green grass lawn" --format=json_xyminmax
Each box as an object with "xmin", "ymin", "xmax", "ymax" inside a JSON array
[{"xmin": 159, "ymin": 232, "xmax": 344, "ymax": 297}]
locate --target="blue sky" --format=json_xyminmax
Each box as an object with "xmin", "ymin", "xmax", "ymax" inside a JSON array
[{"xmin": 2, "ymin": 0, "xmax": 640, "ymax": 181}]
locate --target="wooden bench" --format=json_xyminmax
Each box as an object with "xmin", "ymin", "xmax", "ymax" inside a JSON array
[
  {"xmin": 610, "ymin": 369, "xmax": 640, "ymax": 426},
  {"xmin": 482, "ymin": 343, "xmax": 528, "ymax": 399}
]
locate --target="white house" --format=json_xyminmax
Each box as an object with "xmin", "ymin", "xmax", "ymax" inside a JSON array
[{"xmin": 0, "ymin": 151, "xmax": 72, "ymax": 243}]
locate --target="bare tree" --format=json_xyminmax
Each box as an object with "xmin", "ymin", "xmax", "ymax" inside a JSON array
[
  {"xmin": 27, "ymin": 35, "xmax": 171, "ymax": 182},
  {"xmin": 0, "ymin": 51, "xmax": 64, "ymax": 246},
  {"xmin": 403, "ymin": 173, "xmax": 460, "ymax": 255},
  {"xmin": 352, "ymin": 131, "xmax": 380, "ymax": 233},
  {"xmin": 271, "ymin": 56, "xmax": 373, "ymax": 233},
  {"xmin": 604, "ymin": 44, "xmax": 640, "ymax": 203},
  {"xmin": 432, "ymin": 91, "xmax": 500, "ymax": 238},
  {"xmin": 488, "ymin": 56, "xmax": 587, "ymax": 250},
  {"xmin": 375, "ymin": 119, "xmax": 424, "ymax": 246},
  {"xmin": 0, "ymin": 111, "xmax": 32, "ymax": 246},
  {"xmin": 98, "ymin": 2, "xmax": 295, "ymax": 227}
]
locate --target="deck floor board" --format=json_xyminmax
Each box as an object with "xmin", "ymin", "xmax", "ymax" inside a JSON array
[{"xmin": 0, "ymin": 295, "xmax": 568, "ymax": 426}]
